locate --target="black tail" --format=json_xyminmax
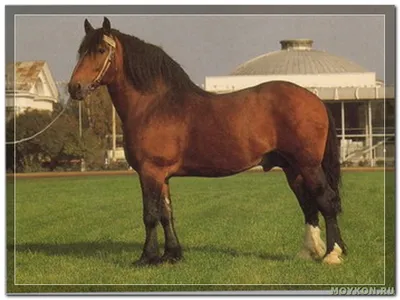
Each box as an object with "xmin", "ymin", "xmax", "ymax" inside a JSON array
[{"xmin": 322, "ymin": 105, "xmax": 342, "ymax": 214}]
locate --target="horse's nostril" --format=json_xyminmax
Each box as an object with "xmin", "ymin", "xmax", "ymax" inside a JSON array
[{"xmin": 68, "ymin": 82, "xmax": 82, "ymax": 95}]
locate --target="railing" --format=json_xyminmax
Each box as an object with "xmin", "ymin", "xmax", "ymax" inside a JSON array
[
  {"xmin": 342, "ymin": 137, "xmax": 393, "ymax": 163},
  {"xmin": 336, "ymin": 127, "xmax": 395, "ymax": 138}
]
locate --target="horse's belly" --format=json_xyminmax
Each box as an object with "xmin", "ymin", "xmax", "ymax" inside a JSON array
[
  {"xmin": 179, "ymin": 164, "xmax": 256, "ymax": 178},
  {"xmin": 181, "ymin": 143, "xmax": 264, "ymax": 177}
]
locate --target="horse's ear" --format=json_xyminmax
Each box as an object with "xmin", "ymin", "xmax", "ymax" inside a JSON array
[
  {"xmin": 84, "ymin": 18, "xmax": 94, "ymax": 34},
  {"xmin": 102, "ymin": 17, "xmax": 111, "ymax": 35}
]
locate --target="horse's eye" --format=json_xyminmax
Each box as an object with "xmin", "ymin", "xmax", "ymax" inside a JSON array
[{"xmin": 98, "ymin": 48, "xmax": 106, "ymax": 54}]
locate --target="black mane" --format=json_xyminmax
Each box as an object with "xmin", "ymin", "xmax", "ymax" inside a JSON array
[{"xmin": 78, "ymin": 28, "xmax": 209, "ymax": 96}]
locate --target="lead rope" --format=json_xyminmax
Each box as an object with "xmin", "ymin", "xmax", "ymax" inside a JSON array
[
  {"xmin": 6, "ymin": 98, "xmax": 70, "ymax": 145},
  {"xmin": 7, "ymin": 35, "xmax": 116, "ymax": 145}
]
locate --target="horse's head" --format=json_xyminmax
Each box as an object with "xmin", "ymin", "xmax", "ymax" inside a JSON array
[{"xmin": 68, "ymin": 17, "xmax": 117, "ymax": 100}]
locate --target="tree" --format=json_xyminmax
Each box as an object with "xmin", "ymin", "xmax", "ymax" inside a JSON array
[
  {"xmin": 82, "ymin": 86, "xmax": 123, "ymax": 148},
  {"xmin": 6, "ymin": 105, "xmax": 105, "ymax": 172},
  {"xmin": 7, "ymin": 109, "xmax": 56, "ymax": 172},
  {"xmin": 5, "ymin": 84, "xmax": 125, "ymax": 172}
]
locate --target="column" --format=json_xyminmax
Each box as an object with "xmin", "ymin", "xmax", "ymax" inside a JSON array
[
  {"xmin": 365, "ymin": 102, "xmax": 369, "ymax": 164},
  {"xmin": 341, "ymin": 101, "xmax": 345, "ymax": 162},
  {"xmin": 368, "ymin": 101, "xmax": 373, "ymax": 167},
  {"xmin": 112, "ymin": 105, "xmax": 116, "ymax": 162}
]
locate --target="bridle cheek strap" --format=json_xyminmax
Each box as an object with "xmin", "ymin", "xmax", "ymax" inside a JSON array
[{"xmin": 88, "ymin": 35, "xmax": 116, "ymax": 91}]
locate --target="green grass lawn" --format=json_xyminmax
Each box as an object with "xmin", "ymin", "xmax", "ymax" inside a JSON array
[{"xmin": 7, "ymin": 171, "xmax": 395, "ymax": 293}]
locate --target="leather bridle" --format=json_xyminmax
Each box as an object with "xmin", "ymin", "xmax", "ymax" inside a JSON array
[
  {"xmin": 89, "ymin": 35, "xmax": 116, "ymax": 91},
  {"xmin": 71, "ymin": 34, "xmax": 116, "ymax": 92}
]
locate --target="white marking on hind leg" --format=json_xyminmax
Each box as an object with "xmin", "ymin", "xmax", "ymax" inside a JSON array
[
  {"xmin": 164, "ymin": 196, "xmax": 171, "ymax": 213},
  {"xmin": 298, "ymin": 224, "xmax": 326, "ymax": 260},
  {"xmin": 323, "ymin": 243, "xmax": 343, "ymax": 265}
]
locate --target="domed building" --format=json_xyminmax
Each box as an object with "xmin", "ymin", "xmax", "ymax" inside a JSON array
[
  {"xmin": 232, "ymin": 39, "xmax": 369, "ymax": 77},
  {"xmin": 205, "ymin": 39, "xmax": 394, "ymax": 167}
]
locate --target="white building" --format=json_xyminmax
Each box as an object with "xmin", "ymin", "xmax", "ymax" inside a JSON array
[
  {"xmin": 205, "ymin": 39, "xmax": 395, "ymax": 166},
  {"xmin": 6, "ymin": 61, "xmax": 59, "ymax": 118}
]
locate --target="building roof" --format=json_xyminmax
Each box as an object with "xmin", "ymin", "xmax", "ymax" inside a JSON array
[
  {"xmin": 231, "ymin": 39, "xmax": 369, "ymax": 76},
  {"xmin": 6, "ymin": 60, "xmax": 46, "ymax": 92}
]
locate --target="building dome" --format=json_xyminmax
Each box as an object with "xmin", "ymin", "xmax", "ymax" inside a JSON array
[{"xmin": 231, "ymin": 39, "xmax": 369, "ymax": 76}]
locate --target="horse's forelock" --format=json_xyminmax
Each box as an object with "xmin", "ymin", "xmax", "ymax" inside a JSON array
[{"xmin": 78, "ymin": 29, "xmax": 104, "ymax": 56}]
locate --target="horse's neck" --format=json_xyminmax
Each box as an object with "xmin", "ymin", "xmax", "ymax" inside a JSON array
[
  {"xmin": 106, "ymin": 77, "xmax": 164, "ymax": 126},
  {"xmin": 106, "ymin": 78, "xmax": 140, "ymax": 124}
]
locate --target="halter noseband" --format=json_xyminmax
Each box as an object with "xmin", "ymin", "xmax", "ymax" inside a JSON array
[{"xmin": 88, "ymin": 34, "xmax": 116, "ymax": 91}]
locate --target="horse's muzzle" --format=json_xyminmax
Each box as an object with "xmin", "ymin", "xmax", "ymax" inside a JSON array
[{"xmin": 68, "ymin": 81, "xmax": 86, "ymax": 101}]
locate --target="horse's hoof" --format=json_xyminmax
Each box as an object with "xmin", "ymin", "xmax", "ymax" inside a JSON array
[
  {"xmin": 160, "ymin": 253, "xmax": 183, "ymax": 264},
  {"xmin": 161, "ymin": 248, "xmax": 183, "ymax": 264},
  {"xmin": 297, "ymin": 242, "xmax": 326, "ymax": 261},
  {"xmin": 133, "ymin": 256, "xmax": 162, "ymax": 267},
  {"xmin": 323, "ymin": 254, "xmax": 343, "ymax": 265},
  {"xmin": 297, "ymin": 248, "xmax": 315, "ymax": 260},
  {"xmin": 297, "ymin": 249, "xmax": 324, "ymax": 261},
  {"xmin": 322, "ymin": 243, "xmax": 344, "ymax": 265}
]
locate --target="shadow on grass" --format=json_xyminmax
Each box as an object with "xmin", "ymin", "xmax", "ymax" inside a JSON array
[
  {"xmin": 186, "ymin": 244, "xmax": 291, "ymax": 262},
  {"xmin": 12, "ymin": 241, "xmax": 142, "ymax": 258},
  {"xmin": 10, "ymin": 241, "xmax": 291, "ymax": 263}
]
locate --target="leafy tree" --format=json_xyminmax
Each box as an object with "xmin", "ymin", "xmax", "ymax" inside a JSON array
[
  {"xmin": 6, "ymin": 85, "xmax": 125, "ymax": 172},
  {"xmin": 82, "ymin": 86, "xmax": 123, "ymax": 148},
  {"xmin": 7, "ymin": 109, "xmax": 55, "ymax": 172},
  {"xmin": 6, "ymin": 105, "xmax": 105, "ymax": 172}
]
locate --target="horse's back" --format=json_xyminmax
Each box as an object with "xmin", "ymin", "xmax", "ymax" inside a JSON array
[{"xmin": 207, "ymin": 80, "xmax": 328, "ymax": 141}]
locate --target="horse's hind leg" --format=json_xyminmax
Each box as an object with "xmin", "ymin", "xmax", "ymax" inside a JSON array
[
  {"xmin": 283, "ymin": 167, "xmax": 326, "ymax": 260},
  {"xmin": 300, "ymin": 165, "xmax": 346, "ymax": 264},
  {"xmin": 160, "ymin": 181, "xmax": 183, "ymax": 263}
]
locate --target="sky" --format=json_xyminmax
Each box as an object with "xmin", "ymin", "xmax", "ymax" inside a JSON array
[{"xmin": 13, "ymin": 14, "xmax": 386, "ymax": 87}]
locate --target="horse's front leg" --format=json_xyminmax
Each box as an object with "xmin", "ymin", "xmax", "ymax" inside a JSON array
[
  {"xmin": 135, "ymin": 170, "xmax": 164, "ymax": 266},
  {"xmin": 160, "ymin": 181, "xmax": 183, "ymax": 263}
]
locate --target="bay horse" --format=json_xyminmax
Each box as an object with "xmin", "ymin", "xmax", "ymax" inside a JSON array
[{"xmin": 68, "ymin": 17, "xmax": 346, "ymax": 266}]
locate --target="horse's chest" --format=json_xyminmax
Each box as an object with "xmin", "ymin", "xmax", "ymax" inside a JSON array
[{"xmin": 122, "ymin": 139, "xmax": 140, "ymax": 170}]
